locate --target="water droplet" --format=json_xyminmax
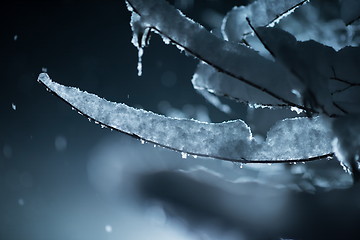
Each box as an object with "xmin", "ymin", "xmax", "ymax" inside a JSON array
[
  {"xmin": 153, "ymin": 144, "xmax": 156, "ymax": 148},
  {"xmin": 18, "ymin": 198, "xmax": 25, "ymax": 206},
  {"xmin": 181, "ymin": 152, "xmax": 188, "ymax": 159},
  {"xmin": 55, "ymin": 135, "xmax": 67, "ymax": 151},
  {"xmin": 14, "ymin": 35, "xmax": 18, "ymax": 41},
  {"xmin": 42, "ymin": 67, "xmax": 48, "ymax": 73},
  {"xmin": 105, "ymin": 225, "xmax": 112, "ymax": 233},
  {"xmin": 11, "ymin": 103, "xmax": 16, "ymax": 110}
]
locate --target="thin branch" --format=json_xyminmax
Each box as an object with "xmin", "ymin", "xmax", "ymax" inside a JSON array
[
  {"xmin": 331, "ymin": 85, "xmax": 353, "ymax": 95},
  {"xmin": 333, "ymin": 102, "xmax": 349, "ymax": 114},
  {"xmin": 330, "ymin": 66, "xmax": 360, "ymax": 86},
  {"xmin": 330, "ymin": 76, "xmax": 360, "ymax": 86},
  {"xmin": 246, "ymin": 17, "xmax": 276, "ymax": 58}
]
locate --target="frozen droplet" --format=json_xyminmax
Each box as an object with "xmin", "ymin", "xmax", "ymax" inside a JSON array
[
  {"xmin": 267, "ymin": 163, "xmax": 272, "ymax": 166},
  {"xmin": 18, "ymin": 198, "xmax": 25, "ymax": 206},
  {"xmin": 100, "ymin": 124, "xmax": 106, "ymax": 129},
  {"xmin": 127, "ymin": 94, "xmax": 130, "ymax": 99},
  {"xmin": 291, "ymin": 89, "xmax": 301, "ymax": 98},
  {"xmin": 94, "ymin": 121, "xmax": 99, "ymax": 125},
  {"xmin": 153, "ymin": 144, "xmax": 156, "ymax": 148},
  {"xmin": 125, "ymin": 1, "xmax": 133, "ymax": 11},
  {"xmin": 161, "ymin": 35, "xmax": 171, "ymax": 44},
  {"xmin": 240, "ymin": 163, "xmax": 243, "ymax": 168},
  {"xmin": 130, "ymin": 12, "xmax": 151, "ymax": 76},
  {"xmin": 140, "ymin": 139, "xmax": 145, "ymax": 144},
  {"xmin": 42, "ymin": 67, "xmax": 48, "ymax": 73},
  {"xmin": 181, "ymin": 152, "xmax": 188, "ymax": 159},
  {"xmin": 105, "ymin": 225, "xmax": 112, "ymax": 233},
  {"xmin": 88, "ymin": 118, "xmax": 91, "ymax": 122},
  {"xmin": 14, "ymin": 35, "xmax": 18, "ymax": 41},
  {"xmin": 71, "ymin": 107, "xmax": 75, "ymax": 110},
  {"xmin": 137, "ymin": 48, "xmax": 143, "ymax": 76},
  {"xmin": 55, "ymin": 135, "xmax": 67, "ymax": 151},
  {"xmin": 192, "ymin": 154, "xmax": 198, "ymax": 159},
  {"xmin": 290, "ymin": 106, "xmax": 304, "ymax": 114},
  {"xmin": 11, "ymin": 103, "xmax": 16, "ymax": 110}
]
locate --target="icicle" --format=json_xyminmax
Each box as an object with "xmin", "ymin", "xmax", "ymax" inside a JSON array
[
  {"xmin": 130, "ymin": 12, "xmax": 151, "ymax": 76},
  {"xmin": 137, "ymin": 48, "xmax": 144, "ymax": 76}
]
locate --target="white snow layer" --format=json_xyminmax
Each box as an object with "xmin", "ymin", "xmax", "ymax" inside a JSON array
[{"xmin": 38, "ymin": 73, "xmax": 333, "ymax": 162}]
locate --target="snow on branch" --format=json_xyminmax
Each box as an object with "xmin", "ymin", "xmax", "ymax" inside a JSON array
[
  {"xmin": 37, "ymin": 73, "xmax": 334, "ymax": 163},
  {"xmin": 125, "ymin": 0, "xmax": 314, "ymax": 113}
]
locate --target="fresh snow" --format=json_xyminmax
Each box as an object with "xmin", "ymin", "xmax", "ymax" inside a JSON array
[{"xmin": 38, "ymin": 73, "xmax": 334, "ymax": 162}]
